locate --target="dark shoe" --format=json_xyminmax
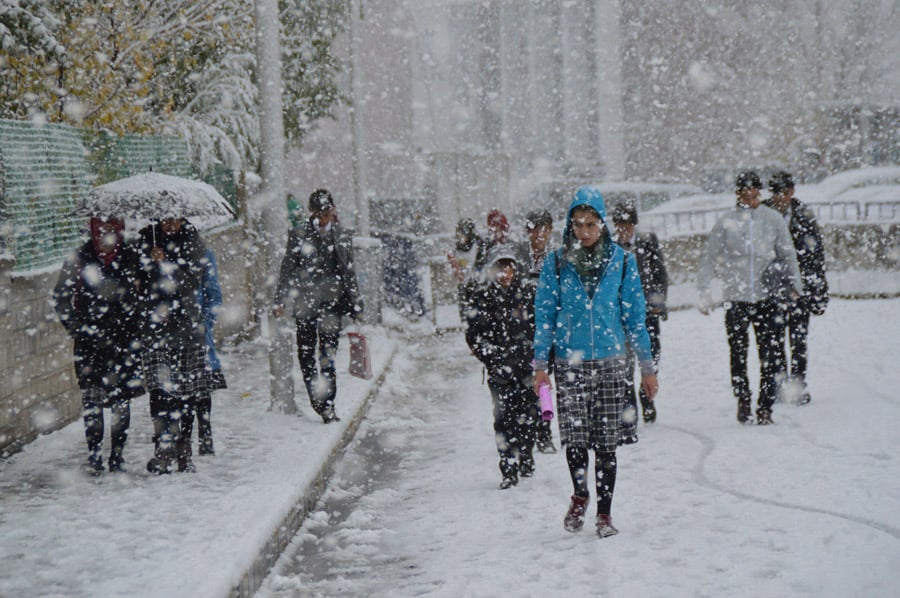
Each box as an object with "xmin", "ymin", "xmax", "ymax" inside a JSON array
[
  {"xmin": 147, "ymin": 448, "xmax": 174, "ymax": 475},
  {"xmin": 499, "ymin": 475, "xmax": 518, "ymax": 490},
  {"xmin": 618, "ymin": 433, "xmax": 639, "ymax": 446},
  {"xmin": 519, "ymin": 457, "xmax": 535, "ymax": 478},
  {"xmin": 797, "ymin": 392, "xmax": 811, "ymax": 405},
  {"xmin": 596, "ymin": 514, "xmax": 619, "ymax": 538},
  {"xmin": 108, "ymin": 456, "xmax": 126, "ymax": 473},
  {"xmin": 321, "ymin": 407, "xmax": 341, "ymax": 424},
  {"xmin": 86, "ymin": 454, "xmax": 104, "ymax": 476},
  {"xmin": 757, "ymin": 409, "xmax": 774, "ymax": 425},
  {"xmin": 737, "ymin": 399, "xmax": 753, "ymax": 424},
  {"xmin": 198, "ymin": 437, "xmax": 215, "ymax": 456},
  {"xmin": 178, "ymin": 456, "xmax": 197, "ymax": 473},
  {"xmin": 177, "ymin": 438, "xmax": 195, "ymax": 473},
  {"xmin": 536, "ymin": 439, "xmax": 557, "ymax": 454},
  {"xmin": 146, "ymin": 456, "xmax": 172, "ymax": 475},
  {"xmin": 642, "ymin": 404, "xmax": 657, "ymax": 423},
  {"xmin": 564, "ymin": 494, "xmax": 589, "ymax": 532}
]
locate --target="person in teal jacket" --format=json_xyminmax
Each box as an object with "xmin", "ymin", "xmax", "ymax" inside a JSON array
[{"xmin": 533, "ymin": 185, "xmax": 659, "ymax": 538}]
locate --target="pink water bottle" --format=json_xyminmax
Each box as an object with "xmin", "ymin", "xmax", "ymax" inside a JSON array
[{"xmin": 539, "ymin": 383, "xmax": 554, "ymax": 421}]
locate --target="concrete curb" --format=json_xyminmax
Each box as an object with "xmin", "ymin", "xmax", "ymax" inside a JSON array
[{"xmin": 228, "ymin": 343, "xmax": 399, "ymax": 598}]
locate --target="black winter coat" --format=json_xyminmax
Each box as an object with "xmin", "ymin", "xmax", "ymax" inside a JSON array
[
  {"xmin": 136, "ymin": 221, "xmax": 207, "ymax": 347},
  {"xmin": 618, "ymin": 232, "xmax": 668, "ymax": 319},
  {"xmin": 763, "ymin": 197, "xmax": 829, "ymax": 314},
  {"xmin": 465, "ymin": 277, "xmax": 535, "ymax": 384},
  {"xmin": 52, "ymin": 241, "xmax": 145, "ymax": 401},
  {"xmin": 274, "ymin": 218, "xmax": 361, "ymax": 321}
]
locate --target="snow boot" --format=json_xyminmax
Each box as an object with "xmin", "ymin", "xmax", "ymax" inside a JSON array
[
  {"xmin": 756, "ymin": 408, "xmax": 774, "ymax": 425},
  {"xmin": 797, "ymin": 391, "xmax": 811, "ymax": 405},
  {"xmin": 737, "ymin": 398, "xmax": 753, "ymax": 424},
  {"xmin": 147, "ymin": 444, "xmax": 175, "ymax": 475},
  {"xmin": 595, "ymin": 514, "xmax": 619, "ymax": 538},
  {"xmin": 564, "ymin": 494, "xmax": 589, "ymax": 532},
  {"xmin": 86, "ymin": 454, "xmax": 104, "ymax": 476},
  {"xmin": 642, "ymin": 403, "xmax": 657, "ymax": 423},
  {"xmin": 519, "ymin": 450, "xmax": 535, "ymax": 478},
  {"xmin": 177, "ymin": 438, "xmax": 196, "ymax": 473},
  {"xmin": 198, "ymin": 436, "xmax": 215, "ymax": 456},
  {"xmin": 108, "ymin": 445, "xmax": 126, "ymax": 473}
]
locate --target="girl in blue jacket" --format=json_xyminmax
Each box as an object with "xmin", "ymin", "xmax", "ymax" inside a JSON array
[{"xmin": 533, "ymin": 186, "xmax": 659, "ymax": 538}]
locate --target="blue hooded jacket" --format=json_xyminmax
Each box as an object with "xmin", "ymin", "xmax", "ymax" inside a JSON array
[{"xmin": 533, "ymin": 186, "xmax": 654, "ymax": 373}]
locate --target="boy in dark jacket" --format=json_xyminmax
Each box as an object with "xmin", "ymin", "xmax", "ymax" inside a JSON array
[
  {"xmin": 53, "ymin": 217, "xmax": 145, "ymax": 474},
  {"xmin": 764, "ymin": 171, "xmax": 829, "ymax": 404},
  {"xmin": 272, "ymin": 189, "xmax": 362, "ymax": 423},
  {"xmin": 612, "ymin": 201, "xmax": 668, "ymax": 441},
  {"xmin": 465, "ymin": 245, "xmax": 539, "ymax": 489}
]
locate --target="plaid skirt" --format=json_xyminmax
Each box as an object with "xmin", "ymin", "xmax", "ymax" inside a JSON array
[
  {"xmin": 554, "ymin": 357, "xmax": 627, "ymax": 452},
  {"xmin": 142, "ymin": 341, "xmax": 211, "ymax": 399}
]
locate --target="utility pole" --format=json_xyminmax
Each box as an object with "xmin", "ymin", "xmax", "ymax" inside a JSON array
[
  {"xmin": 253, "ymin": 0, "xmax": 296, "ymax": 413},
  {"xmin": 349, "ymin": 0, "xmax": 369, "ymax": 235}
]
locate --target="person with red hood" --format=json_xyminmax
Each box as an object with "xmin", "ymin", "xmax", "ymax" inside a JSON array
[
  {"xmin": 53, "ymin": 217, "xmax": 145, "ymax": 475},
  {"xmin": 474, "ymin": 209, "xmax": 510, "ymax": 271}
]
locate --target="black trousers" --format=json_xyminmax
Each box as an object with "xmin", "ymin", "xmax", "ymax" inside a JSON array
[
  {"xmin": 622, "ymin": 314, "xmax": 661, "ymax": 434},
  {"xmin": 487, "ymin": 376, "xmax": 538, "ymax": 478},
  {"xmin": 725, "ymin": 300, "xmax": 786, "ymax": 411},
  {"xmin": 786, "ymin": 305, "xmax": 811, "ymax": 383},
  {"xmin": 82, "ymin": 390, "xmax": 130, "ymax": 461},
  {"xmin": 295, "ymin": 311, "xmax": 342, "ymax": 415}
]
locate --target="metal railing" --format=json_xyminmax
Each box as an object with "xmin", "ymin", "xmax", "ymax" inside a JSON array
[{"xmin": 643, "ymin": 199, "xmax": 900, "ymax": 239}]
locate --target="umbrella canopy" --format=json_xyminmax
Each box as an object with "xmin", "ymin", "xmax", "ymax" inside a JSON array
[{"xmin": 77, "ymin": 172, "xmax": 235, "ymax": 223}]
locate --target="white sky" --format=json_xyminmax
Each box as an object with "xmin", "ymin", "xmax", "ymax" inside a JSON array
[{"xmin": 1, "ymin": 296, "xmax": 898, "ymax": 597}]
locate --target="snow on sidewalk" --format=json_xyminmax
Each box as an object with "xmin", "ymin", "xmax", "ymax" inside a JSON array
[{"xmin": 0, "ymin": 325, "xmax": 397, "ymax": 598}]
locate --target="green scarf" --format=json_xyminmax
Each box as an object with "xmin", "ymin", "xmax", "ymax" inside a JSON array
[{"xmin": 569, "ymin": 236, "xmax": 609, "ymax": 297}]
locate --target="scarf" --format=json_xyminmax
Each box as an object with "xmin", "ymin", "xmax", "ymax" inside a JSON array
[{"xmin": 568, "ymin": 236, "xmax": 610, "ymax": 298}]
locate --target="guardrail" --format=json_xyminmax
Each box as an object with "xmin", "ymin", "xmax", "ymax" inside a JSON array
[{"xmin": 643, "ymin": 200, "xmax": 900, "ymax": 238}]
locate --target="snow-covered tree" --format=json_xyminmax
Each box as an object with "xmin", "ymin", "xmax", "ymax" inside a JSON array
[{"xmin": 0, "ymin": 0, "xmax": 67, "ymax": 120}]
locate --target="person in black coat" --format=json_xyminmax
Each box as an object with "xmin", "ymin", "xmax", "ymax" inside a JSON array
[
  {"xmin": 612, "ymin": 201, "xmax": 668, "ymax": 441},
  {"xmin": 515, "ymin": 208, "xmax": 558, "ymax": 454},
  {"xmin": 764, "ymin": 171, "xmax": 829, "ymax": 404},
  {"xmin": 465, "ymin": 245, "xmax": 539, "ymax": 489},
  {"xmin": 136, "ymin": 217, "xmax": 210, "ymax": 474},
  {"xmin": 272, "ymin": 189, "xmax": 362, "ymax": 423},
  {"xmin": 53, "ymin": 217, "xmax": 145, "ymax": 474}
]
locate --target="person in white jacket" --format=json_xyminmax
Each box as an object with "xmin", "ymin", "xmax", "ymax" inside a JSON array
[{"xmin": 696, "ymin": 171, "xmax": 802, "ymax": 425}]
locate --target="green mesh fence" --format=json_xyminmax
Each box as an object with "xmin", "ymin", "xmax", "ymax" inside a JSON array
[
  {"xmin": 0, "ymin": 120, "xmax": 204, "ymax": 272},
  {"xmin": 0, "ymin": 120, "xmax": 90, "ymax": 271}
]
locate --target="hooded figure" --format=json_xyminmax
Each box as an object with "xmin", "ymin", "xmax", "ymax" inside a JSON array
[
  {"xmin": 465, "ymin": 244, "xmax": 539, "ymax": 490},
  {"xmin": 53, "ymin": 217, "xmax": 145, "ymax": 474},
  {"xmin": 532, "ymin": 185, "xmax": 658, "ymax": 538}
]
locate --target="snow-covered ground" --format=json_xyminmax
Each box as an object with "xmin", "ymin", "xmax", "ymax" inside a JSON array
[{"xmin": 2, "ymin": 299, "xmax": 899, "ymax": 597}]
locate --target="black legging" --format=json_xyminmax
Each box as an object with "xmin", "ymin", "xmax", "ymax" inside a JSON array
[{"xmin": 566, "ymin": 446, "xmax": 618, "ymax": 516}]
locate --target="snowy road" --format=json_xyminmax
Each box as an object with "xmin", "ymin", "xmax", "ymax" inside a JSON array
[{"xmin": 257, "ymin": 299, "xmax": 900, "ymax": 598}]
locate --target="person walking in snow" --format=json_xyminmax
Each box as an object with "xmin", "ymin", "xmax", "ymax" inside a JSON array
[
  {"xmin": 533, "ymin": 187, "xmax": 658, "ymax": 538},
  {"xmin": 762, "ymin": 171, "xmax": 828, "ymax": 405},
  {"xmin": 272, "ymin": 189, "xmax": 363, "ymax": 424},
  {"xmin": 612, "ymin": 201, "xmax": 668, "ymax": 443},
  {"xmin": 515, "ymin": 208, "xmax": 558, "ymax": 454},
  {"xmin": 696, "ymin": 171, "xmax": 803, "ymax": 425},
  {"xmin": 52, "ymin": 217, "xmax": 145, "ymax": 475},
  {"xmin": 136, "ymin": 217, "xmax": 211, "ymax": 474},
  {"xmin": 181, "ymin": 247, "xmax": 227, "ymax": 457},
  {"xmin": 466, "ymin": 245, "xmax": 540, "ymax": 489}
]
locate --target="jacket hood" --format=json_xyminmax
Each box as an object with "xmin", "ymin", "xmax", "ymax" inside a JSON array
[{"xmin": 563, "ymin": 185, "xmax": 608, "ymax": 246}]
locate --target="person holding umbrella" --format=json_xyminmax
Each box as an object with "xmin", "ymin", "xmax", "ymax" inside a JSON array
[
  {"xmin": 52, "ymin": 217, "xmax": 145, "ymax": 474},
  {"xmin": 136, "ymin": 217, "xmax": 211, "ymax": 474},
  {"xmin": 272, "ymin": 189, "xmax": 363, "ymax": 423}
]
